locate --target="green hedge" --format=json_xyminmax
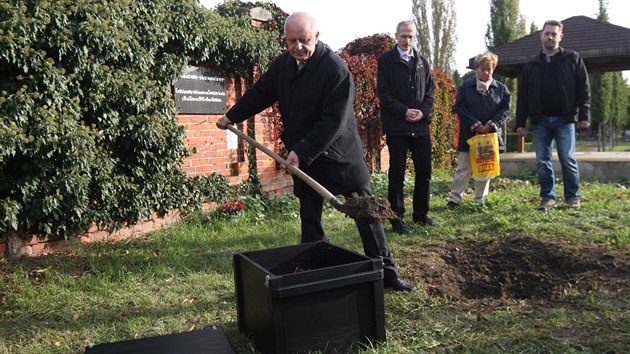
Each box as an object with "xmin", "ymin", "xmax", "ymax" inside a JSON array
[
  {"xmin": 431, "ymin": 70, "xmax": 459, "ymax": 170},
  {"xmin": 0, "ymin": 0, "xmax": 282, "ymax": 237}
]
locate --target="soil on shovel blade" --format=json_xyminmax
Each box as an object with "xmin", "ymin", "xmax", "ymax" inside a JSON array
[{"xmin": 338, "ymin": 193, "xmax": 398, "ymax": 220}]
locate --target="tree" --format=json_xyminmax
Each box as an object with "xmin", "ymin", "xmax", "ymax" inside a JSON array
[
  {"xmin": 589, "ymin": 0, "xmax": 629, "ymax": 150},
  {"xmin": 412, "ymin": 0, "xmax": 457, "ymax": 75},
  {"xmin": 485, "ymin": 0, "xmax": 526, "ymax": 49},
  {"xmin": 590, "ymin": 71, "xmax": 613, "ymax": 150},
  {"xmin": 0, "ymin": 0, "xmax": 282, "ymax": 255},
  {"xmin": 485, "ymin": 0, "xmax": 526, "ymax": 145},
  {"xmin": 610, "ymin": 73, "xmax": 629, "ymax": 148}
]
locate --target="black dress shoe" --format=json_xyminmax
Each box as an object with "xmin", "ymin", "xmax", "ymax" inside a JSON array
[
  {"xmin": 444, "ymin": 201, "xmax": 459, "ymax": 210},
  {"xmin": 414, "ymin": 216, "xmax": 437, "ymax": 227},
  {"xmin": 386, "ymin": 277, "xmax": 416, "ymax": 292},
  {"xmin": 391, "ymin": 220, "xmax": 412, "ymax": 235}
]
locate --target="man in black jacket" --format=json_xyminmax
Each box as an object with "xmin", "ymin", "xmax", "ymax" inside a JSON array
[
  {"xmin": 217, "ymin": 12, "xmax": 414, "ymax": 291},
  {"xmin": 516, "ymin": 20, "xmax": 591, "ymax": 211},
  {"xmin": 377, "ymin": 21, "xmax": 436, "ymax": 234}
]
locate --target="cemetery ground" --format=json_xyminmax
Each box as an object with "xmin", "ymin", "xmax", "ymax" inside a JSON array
[{"xmin": 1, "ymin": 170, "xmax": 628, "ymax": 353}]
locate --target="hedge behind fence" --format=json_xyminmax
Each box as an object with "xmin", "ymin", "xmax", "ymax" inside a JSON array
[{"xmin": 0, "ymin": 0, "xmax": 281, "ymax": 237}]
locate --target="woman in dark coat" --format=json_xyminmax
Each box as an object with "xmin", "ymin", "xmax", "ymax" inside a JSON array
[{"xmin": 445, "ymin": 52, "xmax": 511, "ymax": 209}]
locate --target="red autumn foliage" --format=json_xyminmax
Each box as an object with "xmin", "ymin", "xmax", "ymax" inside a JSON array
[{"xmin": 341, "ymin": 34, "xmax": 458, "ymax": 172}]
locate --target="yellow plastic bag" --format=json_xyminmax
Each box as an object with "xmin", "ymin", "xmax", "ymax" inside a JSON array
[{"xmin": 467, "ymin": 133, "xmax": 500, "ymax": 181}]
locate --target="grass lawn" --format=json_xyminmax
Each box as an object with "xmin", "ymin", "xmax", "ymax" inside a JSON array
[
  {"xmin": 1, "ymin": 170, "xmax": 629, "ymax": 353},
  {"xmin": 576, "ymin": 139, "xmax": 630, "ymax": 152}
]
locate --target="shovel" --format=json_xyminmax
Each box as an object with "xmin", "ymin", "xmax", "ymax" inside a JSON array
[{"xmin": 224, "ymin": 124, "xmax": 396, "ymax": 220}]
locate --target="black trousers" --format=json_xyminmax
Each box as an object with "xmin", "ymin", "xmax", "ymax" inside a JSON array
[
  {"xmin": 386, "ymin": 134, "xmax": 432, "ymax": 222},
  {"xmin": 297, "ymin": 181, "xmax": 400, "ymax": 282}
]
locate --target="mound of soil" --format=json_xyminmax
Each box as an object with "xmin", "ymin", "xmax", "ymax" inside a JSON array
[{"xmin": 400, "ymin": 236, "xmax": 630, "ymax": 301}]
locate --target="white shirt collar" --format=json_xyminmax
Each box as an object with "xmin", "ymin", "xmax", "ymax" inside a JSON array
[{"xmin": 396, "ymin": 46, "xmax": 414, "ymax": 61}]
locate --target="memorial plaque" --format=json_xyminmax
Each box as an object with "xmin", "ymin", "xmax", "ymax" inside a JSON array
[{"xmin": 174, "ymin": 66, "xmax": 226, "ymax": 114}]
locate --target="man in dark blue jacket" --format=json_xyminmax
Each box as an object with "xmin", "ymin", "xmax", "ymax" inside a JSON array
[
  {"xmin": 516, "ymin": 20, "xmax": 591, "ymax": 211},
  {"xmin": 377, "ymin": 20, "xmax": 436, "ymax": 234},
  {"xmin": 217, "ymin": 12, "xmax": 414, "ymax": 291}
]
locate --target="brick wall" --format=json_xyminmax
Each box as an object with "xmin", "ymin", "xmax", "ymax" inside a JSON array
[
  {"xmin": 1, "ymin": 71, "xmax": 389, "ymax": 258},
  {"xmin": 0, "ymin": 73, "xmax": 295, "ymax": 258},
  {"xmin": 179, "ymin": 74, "xmax": 293, "ymax": 197},
  {"xmin": 1, "ymin": 205, "xmax": 214, "ymax": 258}
]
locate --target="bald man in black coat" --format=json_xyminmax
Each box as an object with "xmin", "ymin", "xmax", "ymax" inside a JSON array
[{"xmin": 217, "ymin": 12, "xmax": 414, "ymax": 291}]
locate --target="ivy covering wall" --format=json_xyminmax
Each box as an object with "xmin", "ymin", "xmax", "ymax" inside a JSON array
[{"xmin": 0, "ymin": 0, "xmax": 282, "ymax": 238}]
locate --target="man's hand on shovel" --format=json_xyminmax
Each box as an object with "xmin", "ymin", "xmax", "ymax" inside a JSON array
[
  {"xmin": 216, "ymin": 115, "xmax": 299, "ymax": 171},
  {"xmin": 285, "ymin": 151, "xmax": 300, "ymax": 170},
  {"xmin": 215, "ymin": 118, "xmax": 397, "ymax": 220},
  {"xmin": 216, "ymin": 115, "xmax": 231, "ymax": 130}
]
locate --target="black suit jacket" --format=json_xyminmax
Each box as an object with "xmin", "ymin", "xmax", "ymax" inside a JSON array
[
  {"xmin": 376, "ymin": 47, "xmax": 435, "ymax": 137},
  {"xmin": 226, "ymin": 41, "xmax": 370, "ymax": 196}
]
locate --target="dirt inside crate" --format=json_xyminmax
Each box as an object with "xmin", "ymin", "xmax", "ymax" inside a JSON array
[{"xmin": 268, "ymin": 243, "xmax": 365, "ymax": 275}]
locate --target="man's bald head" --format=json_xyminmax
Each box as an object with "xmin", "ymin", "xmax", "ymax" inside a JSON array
[
  {"xmin": 284, "ymin": 12, "xmax": 317, "ymax": 34},
  {"xmin": 284, "ymin": 12, "xmax": 319, "ymax": 62}
]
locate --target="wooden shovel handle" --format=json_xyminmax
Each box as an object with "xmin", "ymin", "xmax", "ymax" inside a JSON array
[{"xmin": 224, "ymin": 124, "xmax": 338, "ymax": 203}]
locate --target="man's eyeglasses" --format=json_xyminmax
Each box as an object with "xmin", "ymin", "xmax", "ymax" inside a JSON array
[{"xmin": 399, "ymin": 35, "xmax": 415, "ymax": 40}]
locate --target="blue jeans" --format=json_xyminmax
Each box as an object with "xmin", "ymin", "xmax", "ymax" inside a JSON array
[{"xmin": 532, "ymin": 116, "xmax": 580, "ymax": 200}]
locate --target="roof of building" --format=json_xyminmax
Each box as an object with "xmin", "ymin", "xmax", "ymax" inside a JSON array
[{"xmin": 469, "ymin": 16, "xmax": 630, "ymax": 77}]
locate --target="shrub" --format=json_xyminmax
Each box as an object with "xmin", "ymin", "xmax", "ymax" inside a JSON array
[
  {"xmin": 219, "ymin": 199, "xmax": 246, "ymax": 217},
  {"xmin": 340, "ymin": 34, "xmax": 394, "ymax": 172},
  {"xmin": 0, "ymin": 0, "xmax": 281, "ymax": 239},
  {"xmin": 430, "ymin": 69, "xmax": 459, "ymax": 170},
  {"xmin": 340, "ymin": 33, "xmax": 459, "ymax": 173}
]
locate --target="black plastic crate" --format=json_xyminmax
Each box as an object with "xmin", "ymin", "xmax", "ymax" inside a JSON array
[
  {"xmin": 233, "ymin": 241, "xmax": 386, "ymax": 353},
  {"xmin": 85, "ymin": 328, "xmax": 234, "ymax": 354}
]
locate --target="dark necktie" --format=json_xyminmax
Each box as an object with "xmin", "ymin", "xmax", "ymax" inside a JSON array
[{"xmin": 298, "ymin": 62, "xmax": 305, "ymax": 71}]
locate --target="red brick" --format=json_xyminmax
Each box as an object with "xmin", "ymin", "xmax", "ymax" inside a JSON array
[
  {"xmin": 45, "ymin": 240, "xmax": 72, "ymax": 254},
  {"xmin": 192, "ymin": 165, "xmax": 216, "ymax": 174},
  {"xmin": 153, "ymin": 218, "xmax": 165, "ymax": 228},
  {"xmin": 190, "ymin": 158, "xmax": 211, "ymax": 167},
  {"xmin": 24, "ymin": 235, "xmax": 39, "ymax": 245},
  {"xmin": 79, "ymin": 235, "xmax": 92, "ymax": 245},
  {"xmin": 112, "ymin": 228, "xmax": 132, "ymax": 240},
  {"xmin": 141, "ymin": 220, "xmax": 154, "ymax": 231},
  {"xmin": 31, "ymin": 242, "xmax": 46, "ymax": 255},
  {"xmin": 186, "ymin": 137, "xmax": 211, "ymax": 146},
  {"xmin": 92, "ymin": 231, "xmax": 108, "ymax": 241}
]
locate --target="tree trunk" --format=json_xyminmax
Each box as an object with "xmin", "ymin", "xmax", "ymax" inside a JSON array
[
  {"xmin": 609, "ymin": 124, "xmax": 614, "ymax": 150},
  {"xmin": 5, "ymin": 230, "xmax": 22, "ymax": 258}
]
